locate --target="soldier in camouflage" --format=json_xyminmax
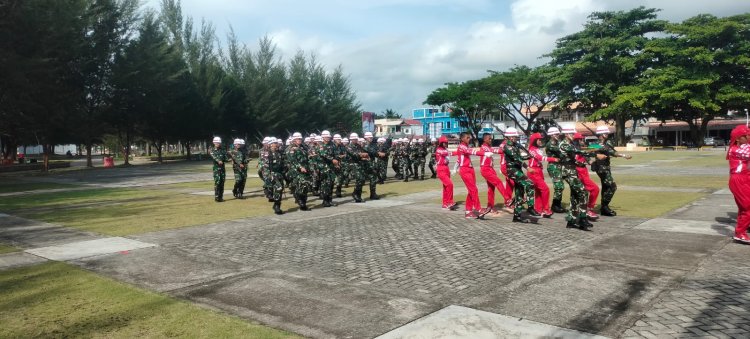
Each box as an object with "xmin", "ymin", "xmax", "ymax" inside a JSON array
[
  {"xmin": 428, "ymin": 137, "xmax": 437, "ymax": 179},
  {"xmin": 545, "ymin": 127, "xmax": 567, "ymax": 213},
  {"xmin": 375, "ymin": 137, "xmax": 389, "ymax": 184},
  {"xmin": 210, "ymin": 137, "xmax": 229, "ymax": 202},
  {"xmin": 401, "ymin": 138, "xmax": 413, "ymax": 182},
  {"xmin": 333, "ymin": 134, "xmax": 348, "ymax": 198},
  {"xmin": 363, "ymin": 132, "xmax": 382, "ymax": 200},
  {"xmin": 592, "ymin": 126, "xmax": 631, "ymax": 216},
  {"xmin": 392, "ymin": 139, "xmax": 402, "ymax": 179},
  {"xmin": 229, "ymin": 138, "xmax": 249, "ymax": 199},
  {"xmin": 558, "ymin": 126, "xmax": 593, "ymax": 230},
  {"xmin": 258, "ymin": 137, "xmax": 273, "ymax": 202},
  {"xmin": 286, "ymin": 132, "xmax": 312, "ymax": 211},
  {"xmin": 502, "ymin": 128, "xmax": 539, "ymax": 222},
  {"xmin": 413, "ymin": 138, "xmax": 428, "ymax": 180},
  {"xmin": 267, "ymin": 138, "xmax": 286, "ymax": 214},
  {"xmin": 346, "ymin": 133, "xmax": 368, "ymax": 203},
  {"xmin": 341, "ymin": 137, "xmax": 352, "ymax": 187},
  {"xmin": 318, "ymin": 131, "xmax": 340, "ymax": 207}
]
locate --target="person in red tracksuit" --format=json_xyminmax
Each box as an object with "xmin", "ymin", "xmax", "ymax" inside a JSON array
[
  {"xmin": 456, "ymin": 132, "xmax": 492, "ymax": 219},
  {"xmin": 728, "ymin": 125, "xmax": 750, "ymax": 244},
  {"xmin": 527, "ymin": 133, "xmax": 558, "ymax": 218},
  {"xmin": 498, "ymin": 138, "xmax": 514, "ymax": 208},
  {"xmin": 435, "ymin": 136, "xmax": 458, "ymax": 211},
  {"xmin": 573, "ymin": 133, "xmax": 600, "ymax": 220},
  {"xmin": 479, "ymin": 133, "xmax": 511, "ymax": 213}
]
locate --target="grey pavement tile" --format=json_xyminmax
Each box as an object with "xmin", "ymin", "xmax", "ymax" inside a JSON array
[
  {"xmin": 0, "ymin": 215, "xmax": 101, "ymax": 248},
  {"xmin": 0, "ymin": 252, "xmax": 48, "ymax": 270},
  {"xmin": 26, "ymin": 237, "xmax": 155, "ymax": 261},
  {"xmin": 635, "ymin": 218, "xmax": 733, "ymax": 237}
]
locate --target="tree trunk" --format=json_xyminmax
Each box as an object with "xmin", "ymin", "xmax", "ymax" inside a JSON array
[
  {"xmin": 42, "ymin": 144, "xmax": 50, "ymax": 172},
  {"xmin": 615, "ymin": 115, "xmax": 627, "ymax": 146},
  {"xmin": 699, "ymin": 117, "xmax": 712, "ymax": 147},
  {"xmin": 153, "ymin": 140, "xmax": 163, "ymax": 164},
  {"xmin": 685, "ymin": 119, "xmax": 701, "ymax": 146},
  {"xmin": 123, "ymin": 129, "xmax": 131, "ymax": 166},
  {"xmin": 185, "ymin": 141, "xmax": 192, "ymax": 160},
  {"xmin": 86, "ymin": 142, "xmax": 93, "ymax": 167}
]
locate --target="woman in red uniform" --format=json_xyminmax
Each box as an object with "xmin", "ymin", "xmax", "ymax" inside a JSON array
[
  {"xmin": 456, "ymin": 132, "xmax": 491, "ymax": 219},
  {"xmin": 435, "ymin": 136, "xmax": 458, "ymax": 211},
  {"xmin": 479, "ymin": 133, "xmax": 511, "ymax": 213},
  {"xmin": 527, "ymin": 133, "xmax": 558, "ymax": 217},
  {"xmin": 573, "ymin": 133, "xmax": 600, "ymax": 220},
  {"xmin": 727, "ymin": 125, "xmax": 750, "ymax": 244}
]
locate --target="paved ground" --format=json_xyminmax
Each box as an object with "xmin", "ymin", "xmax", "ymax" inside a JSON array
[{"xmin": 1, "ymin": 152, "xmax": 748, "ymax": 338}]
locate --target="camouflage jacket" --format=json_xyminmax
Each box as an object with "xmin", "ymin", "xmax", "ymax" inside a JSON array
[
  {"xmin": 210, "ymin": 147, "xmax": 229, "ymax": 168},
  {"xmin": 503, "ymin": 141, "xmax": 531, "ymax": 170}
]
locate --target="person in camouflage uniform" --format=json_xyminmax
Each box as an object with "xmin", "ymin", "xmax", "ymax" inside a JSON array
[
  {"xmin": 392, "ymin": 139, "xmax": 402, "ymax": 179},
  {"xmin": 229, "ymin": 138, "xmax": 249, "ymax": 199},
  {"xmin": 341, "ymin": 137, "xmax": 352, "ymax": 187},
  {"xmin": 428, "ymin": 137, "xmax": 437, "ymax": 179},
  {"xmin": 266, "ymin": 138, "xmax": 286, "ymax": 214},
  {"xmin": 412, "ymin": 138, "xmax": 428, "ymax": 180},
  {"xmin": 286, "ymin": 132, "xmax": 312, "ymax": 211},
  {"xmin": 346, "ymin": 133, "xmax": 368, "ymax": 202},
  {"xmin": 592, "ymin": 126, "xmax": 631, "ymax": 216},
  {"xmin": 558, "ymin": 127, "xmax": 593, "ymax": 230},
  {"xmin": 317, "ymin": 131, "xmax": 340, "ymax": 207},
  {"xmin": 309, "ymin": 135, "xmax": 322, "ymax": 196},
  {"xmin": 401, "ymin": 138, "xmax": 414, "ymax": 181},
  {"xmin": 210, "ymin": 137, "xmax": 229, "ymax": 202},
  {"xmin": 502, "ymin": 128, "xmax": 539, "ymax": 222},
  {"xmin": 375, "ymin": 137, "xmax": 389, "ymax": 184},
  {"xmin": 363, "ymin": 132, "xmax": 382, "ymax": 200},
  {"xmin": 333, "ymin": 134, "xmax": 348, "ymax": 198},
  {"xmin": 258, "ymin": 137, "xmax": 274, "ymax": 202},
  {"xmin": 545, "ymin": 127, "xmax": 567, "ymax": 213}
]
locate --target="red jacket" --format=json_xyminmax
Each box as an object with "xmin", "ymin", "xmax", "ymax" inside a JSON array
[{"xmin": 457, "ymin": 143, "xmax": 487, "ymax": 168}]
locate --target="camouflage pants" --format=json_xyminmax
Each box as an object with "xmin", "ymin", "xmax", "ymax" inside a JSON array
[
  {"xmin": 267, "ymin": 171, "xmax": 284, "ymax": 201},
  {"xmin": 392, "ymin": 157, "xmax": 401, "ymax": 176},
  {"xmin": 377, "ymin": 158, "xmax": 388, "ymax": 182},
  {"xmin": 596, "ymin": 167, "xmax": 617, "ymax": 205},
  {"xmin": 232, "ymin": 166, "xmax": 247, "ymax": 193},
  {"xmin": 547, "ymin": 163, "xmax": 564, "ymax": 201},
  {"xmin": 561, "ymin": 166, "xmax": 587, "ymax": 222},
  {"xmin": 341, "ymin": 162, "xmax": 351, "ymax": 186},
  {"xmin": 507, "ymin": 167, "xmax": 535, "ymax": 215},
  {"xmin": 319, "ymin": 167, "xmax": 335, "ymax": 200},
  {"xmin": 364, "ymin": 162, "xmax": 378, "ymax": 190},
  {"xmin": 291, "ymin": 171, "xmax": 313, "ymax": 199},
  {"xmin": 428, "ymin": 157, "xmax": 436, "ymax": 175},
  {"xmin": 213, "ymin": 166, "xmax": 225, "ymax": 198},
  {"xmin": 350, "ymin": 163, "xmax": 365, "ymax": 189},
  {"xmin": 401, "ymin": 158, "xmax": 412, "ymax": 178},
  {"xmin": 413, "ymin": 158, "xmax": 426, "ymax": 178}
]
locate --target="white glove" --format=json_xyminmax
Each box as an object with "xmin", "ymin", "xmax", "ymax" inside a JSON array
[
  {"xmin": 450, "ymin": 169, "xmax": 457, "ymax": 176},
  {"xmin": 484, "ymin": 152, "xmax": 493, "ymax": 158}
]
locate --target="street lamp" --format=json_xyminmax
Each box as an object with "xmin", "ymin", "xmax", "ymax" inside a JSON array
[{"xmin": 745, "ymin": 108, "xmax": 749, "ymax": 127}]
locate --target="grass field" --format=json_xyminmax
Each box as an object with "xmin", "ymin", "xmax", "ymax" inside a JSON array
[
  {"xmin": 0, "ymin": 243, "xmax": 18, "ymax": 254},
  {"xmin": 0, "ymin": 262, "xmax": 299, "ymax": 339},
  {"xmin": 0, "ymin": 181, "xmax": 79, "ymax": 194}
]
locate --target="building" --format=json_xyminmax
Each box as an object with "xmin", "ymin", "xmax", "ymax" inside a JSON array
[
  {"xmin": 373, "ymin": 118, "xmax": 425, "ymax": 138},
  {"xmin": 411, "ymin": 108, "xmax": 464, "ymax": 139}
]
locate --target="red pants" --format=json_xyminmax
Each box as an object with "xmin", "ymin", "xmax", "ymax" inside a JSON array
[
  {"xmin": 481, "ymin": 166, "xmax": 510, "ymax": 208},
  {"xmin": 729, "ymin": 174, "xmax": 750, "ymax": 237},
  {"xmin": 500, "ymin": 164, "xmax": 514, "ymax": 204},
  {"xmin": 528, "ymin": 168, "xmax": 550, "ymax": 212},
  {"xmin": 577, "ymin": 167, "xmax": 599, "ymax": 209},
  {"xmin": 437, "ymin": 165, "xmax": 454, "ymax": 207},
  {"xmin": 459, "ymin": 166, "xmax": 481, "ymax": 211}
]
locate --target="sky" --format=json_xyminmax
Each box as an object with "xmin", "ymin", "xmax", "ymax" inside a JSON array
[{"xmin": 143, "ymin": 0, "xmax": 750, "ymax": 117}]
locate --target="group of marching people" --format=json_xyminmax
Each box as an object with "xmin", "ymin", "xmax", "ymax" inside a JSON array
[{"xmin": 435, "ymin": 125, "xmax": 631, "ymax": 231}]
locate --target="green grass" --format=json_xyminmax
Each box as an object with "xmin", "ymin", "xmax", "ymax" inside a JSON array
[
  {"xmin": 0, "ymin": 243, "xmax": 18, "ymax": 254},
  {"xmin": 0, "ymin": 262, "xmax": 299, "ymax": 339},
  {"xmin": 0, "ymin": 181, "xmax": 79, "ymax": 194},
  {"xmin": 615, "ymin": 174, "xmax": 727, "ymax": 190},
  {"xmin": 611, "ymin": 150, "xmax": 726, "ymax": 167}
]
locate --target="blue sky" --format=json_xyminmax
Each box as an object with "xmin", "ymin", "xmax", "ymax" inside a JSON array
[{"xmin": 143, "ymin": 0, "xmax": 750, "ymax": 117}]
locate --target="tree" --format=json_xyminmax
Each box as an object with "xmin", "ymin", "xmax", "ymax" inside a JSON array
[
  {"xmin": 424, "ymin": 80, "xmax": 495, "ymax": 145},
  {"xmin": 483, "ymin": 65, "xmax": 559, "ymax": 135},
  {"xmin": 546, "ymin": 7, "xmax": 667, "ymax": 145},
  {"xmin": 375, "ymin": 108, "xmax": 401, "ymax": 119},
  {"xmin": 601, "ymin": 13, "xmax": 750, "ymax": 146}
]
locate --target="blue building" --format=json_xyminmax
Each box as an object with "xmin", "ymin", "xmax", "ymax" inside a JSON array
[{"xmin": 412, "ymin": 108, "xmax": 465, "ymax": 138}]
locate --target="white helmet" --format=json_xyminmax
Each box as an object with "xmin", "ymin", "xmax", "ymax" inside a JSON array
[
  {"xmin": 267, "ymin": 137, "xmax": 277, "ymax": 144},
  {"xmin": 342, "ymin": 137, "xmax": 350, "ymax": 144},
  {"xmin": 359, "ymin": 137, "xmax": 366, "ymax": 143},
  {"xmin": 377, "ymin": 137, "xmax": 385, "ymax": 143},
  {"xmin": 333, "ymin": 133, "xmax": 342, "ymax": 140},
  {"xmin": 349, "ymin": 132, "xmax": 359, "ymax": 140},
  {"xmin": 321, "ymin": 130, "xmax": 331, "ymax": 138},
  {"xmin": 596, "ymin": 126, "xmax": 610, "ymax": 135},
  {"xmin": 547, "ymin": 127, "xmax": 560, "ymax": 136},
  {"xmin": 314, "ymin": 136, "xmax": 323, "ymax": 142},
  {"xmin": 304, "ymin": 137, "xmax": 311, "ymax": 143},
  {"xmin": 417, "ymin": 138, "xmax": 424, "ymax": 143},
  {"xmin": 364, "ymin": 131, "xmax": 373, "ymax": 139},
  {"xmin": 262, "ymin": 137, "xmax": 270, "ymax": 145},
  {"xmin": 233, "ymin": 138, "xmax": 241, "ymax": 145},
  {"xmin": 561, "ymin": 125, "xmax": 576, "ymax": 134},
  {"xmin": 504, "ymin": 127, "xmax": 519, "ymax": 137},
  {"xmin": 292, "ymin": 132, "xmax": 302, "ymax": 140},
  {"xmin": 431, "ymin": 137, "xmax": 437, "ymax": 142},
  {"xmin": 212, "ymin": 137, "xmax": 222, "ymax": 143}
]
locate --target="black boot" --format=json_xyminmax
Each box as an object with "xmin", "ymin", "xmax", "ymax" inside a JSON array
[
  {"xmin": 335, "ymin": 186, "xmax": 342, "ymax": 198},
  {"xmin": 566, "ymin": 219, "xmax": 579, "ymax": 228},
  {"xmin": 551, "ymin": 199, "xmax": 567, "ymax": 213},
  {"xmin": 322, "ymin": 195, "xmax": 332, "ymax": 207},
  {"xmin": 579, "ymin": 217, "xmax": 593, "ymax": 230},
  {"xmin": 601, "ymin": 204, "xmax": 617, "ymax": 216},
  {"xmin": 273, "ymin": 200, "xmax": 283, "ymax": 215},
  {"xmin": 215, "ymin": 188, "xmax": 224, "ymax": 202},
  {"xmin": 353, "ymin": 188, "xmax": 364, "ymax": 203},
  {"xmin": 369, "ymin": 185, "xmax": 380, "ymax": 200},
  {"xmin": 527, "ymin": 207, "xmax": 541, "ymax": 217},
  {"xmin": 513, "ymin": 214, "xmax": 527, "ymax": 223},
  {"xmin": 232, "ymin": 187, "xmax": 238, "ymax": 198},
  {"xmin": 431, "ymin": 173, "xmax": 436, "ymax": 179}
]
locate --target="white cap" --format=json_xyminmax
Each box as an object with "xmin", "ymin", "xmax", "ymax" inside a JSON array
[
  {"xmin": 596, "ymin": 126, "xmax": 610, "ymax": 135},
  {"xmin": 262, "ymin": 137, "xmax": 270, "ymax": 145},
  {"xmin": 547, "ymin": 127, "xmax": 560, "ymax": 136},
  {"xmin": 212, "ymin": 137, "xmax": 222, "ymax": 143},
  {"xmin": 359, "ymin": 138, "xmax": 366, "ymax": 142},
  {"xmin": 377, "ymin": 137, "xmax": 385, "ymax": 143},
  {"xmin": 314, "ymin": 136, "xmax": 323, "ymax": 142},
  {"xmin": 333, "ymin": 133, "xmax": 342, "ymax": 140},
  {"xmin": 342, "ymin": 138, "xmax": 350, "ymax": 143},
  {"xmin": 268, "ymin": 137, "xmax": 277, "ymax": 144},
  {"xmin": 321, "ymin": 130, "xmax": 331, "ymax": 138},
  {"xmin": 417, "ymin": 139, "xmax": 424, "ymax": 143},
  {"xmin": 561, "ymin": 125, "xmax": 576, "ymax": 134},
  {"xmin": 292, "ymin": 132, "xmax": 302, "ymax": 140},
  {"xmin": 233, "ymin": 138, "xmax": 241, "ymax": 145},
  {"xmin": 431, "ymin": 137, "xmax": 437, "ymax": 142},
  {"xmin": 349, "ymin": 132, "xmax": 359, "ymax": 140},
  {"xmin": 304, "ymin": 137, "xmax": 311, "ymax": 143},
  {"xmin": 364, "ymin": 132, "xmax": 373, "ymax": 138},
  {"xmin": 504, "ymin": 127, "xmax": 519, "ymax": 137}
]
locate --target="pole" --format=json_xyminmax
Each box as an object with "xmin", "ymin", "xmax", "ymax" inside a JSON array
[{"xmin": 745, "ymin": 109, "xmax": 748, "ymax": 127}]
